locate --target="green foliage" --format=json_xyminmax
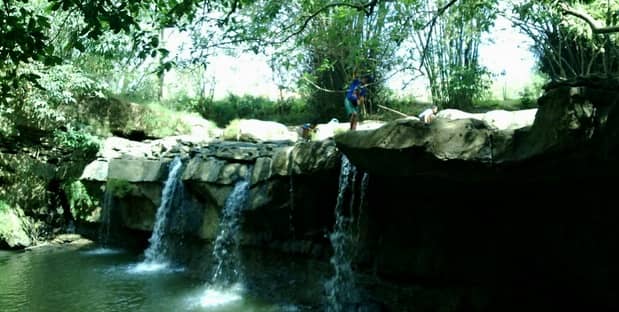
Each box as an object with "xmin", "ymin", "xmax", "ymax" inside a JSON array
[
  {"xmin": 0, "ymin": 200, "xmax": 9, "ymax": 213},
  {"xmin": 414, "ymin": 0, "xmax": 498, "ymax": 108},
  {"xmin": 447, "ymin": 65, "xmax": 492, "ymax": 109},
  {"xmin": 0, "ymin": 0, "xmax": 59, "ymax": 105},
  {"xmin": 2, "ymin": 64, "xmax": 105, "ymax": 135},
  {"xmin": 223, "ymin": 119, "xmax": 242, "ymax": 139},
  {"xmin": 107, "ymin": 179, "xmax": 138, "ymax": 198},
  {"xmin": 39, "ymin": 65, "xmax": 104, "ymax": 105},
  {"xmin": 0, "ymin": 201, "xmax": 22, "ymax": 243},
  {"xmin": 0, "ymin": 153, "xmax": 54, "ymax": 222},
  {"xmin": 62, "ymin": 181, "xmax": 97, "ymax": 222},
  {"xmin": 512, "ymin": 1, "xmax": 619, "ymax": 79},
  {"xmin": 53, "ymin": 126, "xmax": 101, "ymax": 159},
  {"xmin": 192, "ymin": 94, "xmax": 311, "ymax": 127},
  {"xmin": 519, "ymin": 87, "xmax": 539, "ymax": 109}
]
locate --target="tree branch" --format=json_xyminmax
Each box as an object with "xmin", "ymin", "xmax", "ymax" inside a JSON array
[
  {"xmin": 418, "ymin": 0, "xmax": 460, "ymax": 70},
  {"xmin": 278, "ymin": 1, "xmax": 376, "ymax": 44},
  {"xmin": 560, "ymin": 3, "xmax": 619, "ymax": 34},
  {"xmin": 222, "ymin": 0, "xmax": 239, "ymax": 24}
]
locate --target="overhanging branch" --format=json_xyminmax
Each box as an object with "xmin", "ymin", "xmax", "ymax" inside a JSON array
[
  {"xmin": 278, "ymin": 1, "xmax": 379, "ymax": 44},
  {"xmin": 418, "ymin": 0, "xmax": 460, "ymax": 70},
  {"xmin": 560, "ymin": 3, "xmax": 619, "ymax": 34}
]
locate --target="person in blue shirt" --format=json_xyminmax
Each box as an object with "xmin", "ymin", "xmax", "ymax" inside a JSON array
[{"xmin": 344, "ymin": 75, "xmax": 370, "ymax": 130}]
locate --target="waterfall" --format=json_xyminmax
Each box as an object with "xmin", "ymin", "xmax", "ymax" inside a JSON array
[
  {"xmin": 359, "ymin": 173, "xmax": 369, "ymax": 210},
  {"xmin": 210, "ymin": 178, "xmax": 250, "ymax": 287},
  {"xmin": 98, "ymin": 186, "xmax": 114, "ymax": 246},
  {"xmin": 357, "ymin": 173, "xmax": 369, "ymax": 242},
  {"xmin": 142, "ymin": 156, "xmax": 184, "ymax": 265},
  {"xmin": 289, "ymin": 175, "xmax": 296, "ymax": 238},
  {"xmin": 288, "ymin": 147, "xmax": 296, "ymax": 238},
  {"xmin": 325, "ymin": 155, "xmax": 359, "ymax": 312}
]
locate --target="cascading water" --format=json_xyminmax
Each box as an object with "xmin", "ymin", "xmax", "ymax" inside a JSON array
[
  {"xmin": 359, "ymin": 173, "xmax": 369, "ymax": 212},
  {"xmin": 325, "ymin": 155, "xmax": 359, "ymax": 311},
  {"xmin": 141, "ymin": 156, "xmax": 184, "ymax": 268},
  {"xmin": 98, "ymin": 186, "xmax": 114, "ymax": 246},
  {"xmin": 210, "ymin": 178, "xmax": 251, "ymax": 287},
  {"xmin": 288, "ymin": 148, "xmax": 296, "ymax": 238},
  {"xmin": 288, "ymin": 148, "xmax": 295, "ymax": 239},
  {"xmin": 356, "ymin": 172, "xmax": 369, "ymax": 242},
  {"xmin": 289, "ymin": 175, "xmax": 296, "ymax": 238}
]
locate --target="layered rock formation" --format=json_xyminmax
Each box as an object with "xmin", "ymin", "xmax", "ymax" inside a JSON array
[
  {"xmin": 79, "ymin": 133, "xmax": 342, "ymax": 254},
  {"xmin": 71, "ymin": 80, "xmax": 619, "ymax": 311},
  {"xmin": 332, "ymin": 80, "xmax": 619, "ymax": 311}
]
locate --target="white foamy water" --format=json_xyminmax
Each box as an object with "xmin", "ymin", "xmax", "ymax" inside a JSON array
[
  {"xmin": 184, "ymin": 284, "xmax": 244, "ymax": 309},
  {"xmin": 143, "ymin": 156, "xmax": 184, "ymax": 264},
  {"xmin": 200, "ymin": 286, "xmax": 243, "ymax": 307},
  {"xmin": 81, "ymin": 247, "xmax": 124, "ymax": 256},
  {"xmin": 124, "ymin": 262, "xmax": 184, "ymax": 274}
]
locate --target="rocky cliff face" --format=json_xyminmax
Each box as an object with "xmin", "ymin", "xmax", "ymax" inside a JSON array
[
  {"xmin": 79, "ymin": 134, "xmax": 342, "ymax": 255},
  {"xmin": 336, "ymin": 81, "xmax": 619, "ymax": 181},
  {"xmin": 333, "ymin": 80, "xmax": 619, "ymax": 311},
  {"xmin": 75, "ymin": 81, "xmax": 619, "ymax": 311},
  {"xmin": 0, "ymin": 127, "xmax": 93, "ymax": 248}
]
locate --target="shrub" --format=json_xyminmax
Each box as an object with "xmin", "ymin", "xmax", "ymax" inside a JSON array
[
  {"xmin": 54, "ymin": 126, "xmax": 101, "ymax": 159},
  {"xmin": 107, "ymin": 179, "xmax": 138, "ymax": 198},
  {"xmin": 0, "ymin": 200, "xmax": 8, "ymax": 213},
  {"xmin": 62, "ymin": 181, "xmax": 98, "ymax": 222},
  {"xmin": 193, "ymin": 94, "xmax": 313, "ymax": 127}
]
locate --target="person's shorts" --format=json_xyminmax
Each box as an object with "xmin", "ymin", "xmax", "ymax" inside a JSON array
[{"xmin": 344, "ymin": 98, "xmax": 358, "ymax": 116}]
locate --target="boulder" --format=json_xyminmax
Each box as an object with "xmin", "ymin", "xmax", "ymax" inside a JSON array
[
  {"xmin": 336, "ymin": 80, "xmax": 619, "ymax": 179},
  {"xmin": 481, "ymin": 109, "xmax": 537, "ymax": 130},
  {"xmin": 334, "ymin": 117, "xmax": 498, "ymax": 176},
  {"xmin": 314, "ymin": 120, "xmax": 385, "ymax": 141},
  {"xmin": 0, "ymin": 206, "xmax": 32, "ymax": 249},
  {"xmin": 108, "ymin": 158, "xmax": 169, "ymax": 182},
  {"xmin": 80, "ymin": 160, "xmax": 108, "ymax": 181},
  {"xmin": 437, "ymin": 108, "xmax": 536, "ymax": 131},
  {"xmin": 436, "ymin": 109, "xmax": 483, "ymax": 121},
  {"xmin": 98, "ymin": 136, "xmax": 152, "ymax": 159},
  {"xmin": 270, "ymin": 140, "xmax": 340, "ymax": 176},
  {"xmin": 223, "ymin": 119, "xmax": 296, "ymax": 142}
]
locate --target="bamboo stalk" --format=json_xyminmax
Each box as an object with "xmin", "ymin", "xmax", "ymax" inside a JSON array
[{"xmin": 377, "ymin": 104, "xmax": 410, "ymax": 117}]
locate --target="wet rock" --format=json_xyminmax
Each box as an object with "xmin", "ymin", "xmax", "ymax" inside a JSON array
[{"xmin": 0, "ymin": 207, "xmax": 32, "ymax": 249}]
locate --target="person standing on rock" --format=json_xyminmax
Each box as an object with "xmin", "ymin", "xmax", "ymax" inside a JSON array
[
  {"xmin": 344, "ymin": 75, "xmax": 370, "ymax": 130},
  {"xmin": 418, "ymin": 105, "xmax": 438, "ymax": 124}
]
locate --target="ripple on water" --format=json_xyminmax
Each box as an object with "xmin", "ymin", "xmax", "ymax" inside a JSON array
[
  {"xmin": 124, "ymin": 261, "xmax": 185, "ymax": 275},
  {"xmin": 81, "ymin": 247, "xmax": 125, "ymax": 256},
  {"xmin": 185, "ymin": 284, "xmax": 244, "ymax": 310},
  {"xmin": 201, "ymin": 287, "xmax": 243, "ymax": 307}
]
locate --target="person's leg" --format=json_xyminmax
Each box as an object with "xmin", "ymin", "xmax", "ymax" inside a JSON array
[
  {"xmin": 359, "ymin": 98, "xmax": 366, "ymax": 117},
  {"xmin": 345, "ymin": 98, "xmax": 355, "ymax": 130},
  {"xmin": 350, "ymin": 113, "xmax": 357, "ymax": 130}
]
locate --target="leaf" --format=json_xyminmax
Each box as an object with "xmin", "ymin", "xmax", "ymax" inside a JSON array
[
  {"xmin": 74, "ymin": 41, "xmax": 85, "ymax": 52},
  {"xmin": 157, "ymin": 48, "xmax": 170, "ymax": 58},
  {"xmin": 151, "ymin": 36, "xmax": 159, "ymax": 48},
  {"xmin": 50, "ymin": 1, "xmax": 62, "ymax": 11},
  {"xmin": 43, "ymin": 55, "xmax": 63, "ymax": 66}
]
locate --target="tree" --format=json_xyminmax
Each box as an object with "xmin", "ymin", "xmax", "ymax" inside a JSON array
[
  {"xmin": 511, "ymin": 0, "xmax": 619, "ymax": 80},
  {"xmin": 0, "ymin": 0, "xmax": 58, "ymax": 106},
  {"xmin": 409, "ymin": 0, "xmax": 496, "ymax": 109}
]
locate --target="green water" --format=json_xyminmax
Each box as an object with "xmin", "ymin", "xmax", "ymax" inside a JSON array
[{"xmin": 0, "ymin": 246, "xmax": 312, "ymax": 312}]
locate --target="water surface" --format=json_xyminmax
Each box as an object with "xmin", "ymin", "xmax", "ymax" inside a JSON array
[{"xmin": 0, "ymin": 246, "xmax": 310, "ymax": 312}]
